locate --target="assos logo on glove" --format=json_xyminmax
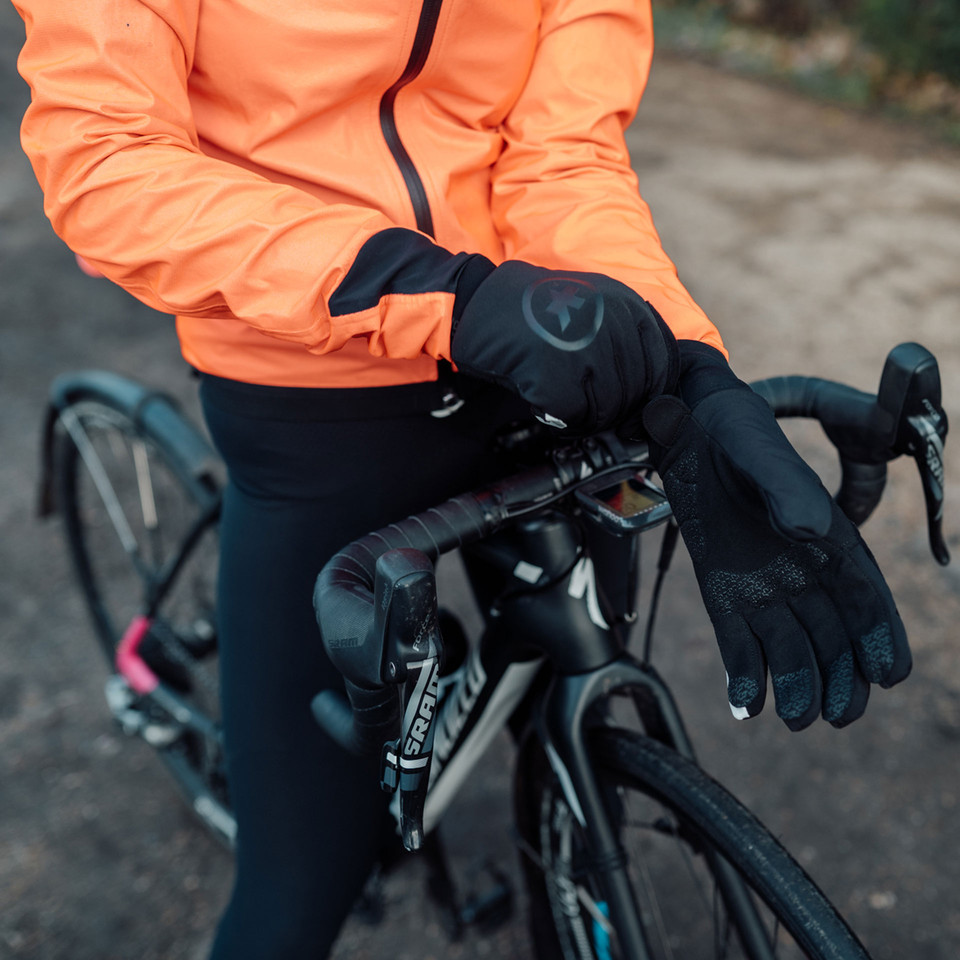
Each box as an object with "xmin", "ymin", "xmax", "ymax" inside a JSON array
[{"xmin": 522, "ymin": 278, "xmax": 604, "ymax": 352}]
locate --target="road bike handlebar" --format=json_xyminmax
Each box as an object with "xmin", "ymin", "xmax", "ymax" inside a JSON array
[
  {"xmin": 311, "ymin": 342, "xmax": 948, "ymax": 849},
  {"xmin": 751, "ymin": 342, "xmax": 948, "ymax": 560}
]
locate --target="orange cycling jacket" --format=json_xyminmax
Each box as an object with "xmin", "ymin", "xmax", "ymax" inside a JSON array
[{"xmin": 14, "ymin": 0, "xmax": 723, "ymax": 388}]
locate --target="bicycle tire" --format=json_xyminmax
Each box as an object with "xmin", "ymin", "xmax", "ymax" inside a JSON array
[
  {"xmin": 50, "ymin": 385, "xmax": 234, "ymax": 847},
  {"xmin": 516, "ymin": 726, "xmax": 872, "ymax": 960}
]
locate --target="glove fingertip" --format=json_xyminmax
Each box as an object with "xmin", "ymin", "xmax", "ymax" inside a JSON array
[
  {"xmin": 757, "ymin": 470, "xmax": 836, "ymax": 542},
  {"xmin": 728, "ymin": 700, "xmax": 753, "ymax": 721},
  {"xmin": 882, "ymin": 614, "xmax": 911, "ymax": 688},
  {"xmin": 783, "ymin": 712, "xmax": 817, "ymax": 733},
  {"xmin": 827, "ymin": 704, "xmax": 865, "ymax": 730},
  {"xmin": 771, "ymin": 667, "xmax": 821, "ymax": 731},
  {"xmin": 821, "ymin": 656, "xmax": 870, "ymax": 727},
  {"xmin": 855, "ymin": 618, "xmax": 910, "ymax": 686},
  {"xmin": 533, "ymin": 409, "xmax": 568, "ymax": 430},
  {"xmin": 725, "ymin": 672, "xmax": 764, "ymax": 720},
  {"xmin": 766, "ymin": 485, "xmax": 833, "ymax": 542},
  {"xmin": 879, "ymin": 652, "xmax": 912, "ymax": 689}
]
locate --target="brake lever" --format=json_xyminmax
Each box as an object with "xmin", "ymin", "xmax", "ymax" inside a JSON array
[
  {"xmin": 905, "ymin": 407, "xmax": 949, "ymax": 565},
  {"xmin": 878, "ymin": 343, "xmax": 950, "ymax": 565},
  {"xmin": 373, "ymin": 549, "xmax": 443, "ymax": 851}
]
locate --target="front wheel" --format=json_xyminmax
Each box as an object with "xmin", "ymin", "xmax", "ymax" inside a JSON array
[{"xmin": 516, "ymin": 727, "xmax": 873, "ymax": 960}]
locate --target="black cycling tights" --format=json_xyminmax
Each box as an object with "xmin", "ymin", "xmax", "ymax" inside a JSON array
[{"xmin": 199, "ymin": 374, "xmax": 527, "ymax": 959}]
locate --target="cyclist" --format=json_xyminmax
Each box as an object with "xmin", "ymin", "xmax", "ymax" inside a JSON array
[{"xmin": 14, "ymin": 1, "xmax": 909, "ymax": 956}]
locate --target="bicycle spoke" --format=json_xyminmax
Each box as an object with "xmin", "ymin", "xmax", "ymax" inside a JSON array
[
  {"xmin": 630, "ymin": 826, "xmax": 675, "ymax": 960},
  {"xmin": 60, "ymin": 406, "xmax": 142, "ymax": 561},
  {"xmin": 622, "ymin": 801, "xmax": 738, "ymax": 958},
  {"xmin": 131, "ymin": 436, "xmax": 166, "ymax": 569}
]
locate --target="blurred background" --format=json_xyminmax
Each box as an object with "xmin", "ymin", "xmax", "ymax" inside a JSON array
[
  {"xmin": 2, "ymin": 2, "xmax": 960, "ymax": 958},
  {"xmin": 655, "ymin": 0, "xmax": 960, "ymax": 130}
]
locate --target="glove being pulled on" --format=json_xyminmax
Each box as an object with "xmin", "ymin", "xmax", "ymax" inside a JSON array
[
  {"xmin": 642, "ymin": 341, "xmax": 910, "ymax": 730},
  {"xmin": 451, "ymin": 259, "xmax": 678, "ymax": 436}
]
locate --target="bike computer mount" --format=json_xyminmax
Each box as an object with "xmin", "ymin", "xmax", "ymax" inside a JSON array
[{"xmin": 574, "ymin": 467, "xmax": 672, "ymax": 536}]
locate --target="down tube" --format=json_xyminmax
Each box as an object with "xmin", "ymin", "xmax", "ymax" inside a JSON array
[{"xmin": 412, "ymin": 640, "xmax": 544, "ymax": 836}]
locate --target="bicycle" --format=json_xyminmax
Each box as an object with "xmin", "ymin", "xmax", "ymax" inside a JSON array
[{"xmin": 39, "ymin": 341, "xmax": 949, "ymax": 959}]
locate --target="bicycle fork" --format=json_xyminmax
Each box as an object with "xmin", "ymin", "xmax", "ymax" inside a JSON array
[{"xmin": 536, "ymin": 655, "xmax": 779, "ymax": 960}]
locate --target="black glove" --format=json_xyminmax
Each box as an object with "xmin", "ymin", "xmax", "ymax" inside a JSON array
[
  {"xmin": 642, "ymin": 341, "xmax": 910, "ymax": 730},
  {"xmin": 451, "ymin": 259, "xmax": 678, "ymax": 436}
]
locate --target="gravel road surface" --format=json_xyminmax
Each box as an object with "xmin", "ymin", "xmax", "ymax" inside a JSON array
[{"xmin": 3, "ymin": 8, "xmax": 960, "ymax": 959}]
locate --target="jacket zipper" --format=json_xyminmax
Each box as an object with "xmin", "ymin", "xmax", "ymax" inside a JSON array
[{"xmin": 380, "ymin": 0, "xmax": 444, "ymax": 237}]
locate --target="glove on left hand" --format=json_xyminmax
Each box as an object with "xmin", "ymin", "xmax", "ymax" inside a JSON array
[{"xmin": 642, "ymin": 342, "xmax": 910, "ymax": 730}]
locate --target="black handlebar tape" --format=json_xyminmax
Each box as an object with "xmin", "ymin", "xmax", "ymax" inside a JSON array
[
  {"xmin": 314, "ymin": 462, "xmax": 565, "ymax": 648},
  {"xmin": 311, "ymin": 681, "xmax": 399, "ymax": 756},
  {"xmin": 835, "ymin": 458, "xmax": 888, "ymax": 528},
  {"xmin": 315, "ymin": 493, "xmax": 498, "ymax": 642},
  {"xmin": 312, "ymin": 491, "xmax": 504, "ymax": 755},
  {"xmin": 751, "ymin": 376, "xmax": 886, "ymax": 455},
  {"xmin": 749, "ymin": 375, "xmax": 822, "ymax": 420}
]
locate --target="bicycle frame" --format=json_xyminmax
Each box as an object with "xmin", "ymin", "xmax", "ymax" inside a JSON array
[
  {"xmin": 413, "ymin": 508, "xmax": 622, "ymax": 830},
  {"xmin": 407, "ymin": 507, "xmax": 778, "ymax": 960},
  {"xmin": 46, "ymin": 342, "xmax": 950, "ymax": 959}
]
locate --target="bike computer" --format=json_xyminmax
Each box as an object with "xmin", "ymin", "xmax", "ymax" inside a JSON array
[{"xmin": 574, "ymin": 468, "xmax": 672, "ymax": 535}]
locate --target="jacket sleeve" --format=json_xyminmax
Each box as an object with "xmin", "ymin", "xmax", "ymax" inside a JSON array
[
  {"xmin": 489, "ymin": 0, "xmax": 725, "ymax": 354},
  {"xmin": 12, "ymin": 0, "xmax": 454, "ymax": 362}
]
